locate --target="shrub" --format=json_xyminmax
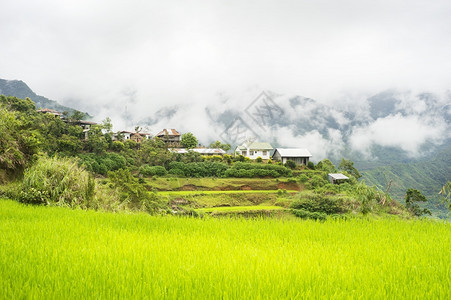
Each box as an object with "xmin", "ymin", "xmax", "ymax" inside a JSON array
[
  {"xmin": 224, "ymin": 162, "xmax": 292, "ymax": 178},
  {"xmin": 19, "ymin": 156, "xmax": 95, "ymax": 207},
  {"xmin": 256, "ymin": 156, "xmax": 263, "ymax": 163},
  {"xmin": 290, "ymin": 195, "xmax": 347, "ymax": 214},
  {"xmin": 108, "ymin": 169, "xmax": 166, "ymax": 213},
  {"xmin": 111, "ymin": 141, "xmax": 125, "ymax": 151},
  {"xmin": 139, "ymin": 165, "xmax": 168, "ymax": 177},
  {"xmin": 285, "ymin": 160, "xmax": 297, "ymax": 169},
  {"xmin": 298, "ymin": 174, "xmax": 309, "ymax": 183},
  {"xmin": 79, "ymin": 153, "xmax": 127, "ymax": 175},
  {"xmin": 292, "ymin": 209, "xmax": 326, "ymax": 221}
]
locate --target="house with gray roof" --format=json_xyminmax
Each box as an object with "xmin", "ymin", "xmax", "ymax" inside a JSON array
[
  {"xmin": 272, "ymin": 148, "xmax": 312, "ymax": 165},
  {"xmin": 328, "ymin": 173, "xmax": 349, "ymax": 184},
  {"xmin": 234, "ymin": 141, "xmax": 273, "ymax": 160}
]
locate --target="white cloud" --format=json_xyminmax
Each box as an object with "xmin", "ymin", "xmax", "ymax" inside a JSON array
[{"xmin": 349, "ymin": 113, "xmax": 447, "ymax": 156}]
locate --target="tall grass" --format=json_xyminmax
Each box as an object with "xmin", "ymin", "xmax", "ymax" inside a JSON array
[
  {"xmin": 19, "ymin": 156, "xmax": 94, "ymax": 207},
  {"xmin": 0, "ymin": 199, "xmax": 450, "ymax": 299}
]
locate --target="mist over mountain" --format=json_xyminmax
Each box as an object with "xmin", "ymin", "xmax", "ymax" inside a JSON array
[
  {"xmin": 105, "ymin": 88, "xmax": 449, "ymax": 169},
  {"xmin": 0, "ymin": 79, "xmax": 87, "ymax": 115}
]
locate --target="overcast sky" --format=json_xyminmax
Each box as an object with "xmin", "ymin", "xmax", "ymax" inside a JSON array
[
  {"xmin": 1, "ymin": 0, "xmax": 450, "ymax": 154},
  {"xmin": 2, "ymin": 0, "xmax": 451, "ymax": 102}
]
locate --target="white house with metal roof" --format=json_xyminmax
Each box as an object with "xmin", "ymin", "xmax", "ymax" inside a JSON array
[
  {"xmin": 234, "ymin": 141, "xmax": 273, "ymax": 160},
  {"xmin": 272, "ymin": 148, "xmax": 312, "ymax": 165}
]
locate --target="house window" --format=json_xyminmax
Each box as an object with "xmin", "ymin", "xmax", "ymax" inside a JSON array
[
  {"xmin": 242, "ymin": 151, "xmax": 246, "ymax": 155},
  {"xmin": 263, "ymin": 151, "xmax": 267, "ymax": 156},
  {"xmin": 250, "ymin": 151, "xmax": 254, "ymax": 155}
]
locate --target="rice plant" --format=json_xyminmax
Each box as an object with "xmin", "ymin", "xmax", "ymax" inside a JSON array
[{"xmin": 0, "ymin": 199, "xmax": 450, "ymax": 299}]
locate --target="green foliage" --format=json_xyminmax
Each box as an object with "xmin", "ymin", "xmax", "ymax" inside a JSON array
[
  {"xmin": 0, "ymin": 108, "xmax": 41, "ymax": 173},
  {"xmin": 209, "ymin": 140, "xmax": 231, "ymax": 151},
  {"xmin": 180, "ymin": 132, "xmax": 198, "ymax": 149},
  {"xmin": 1, "ymin": 202, "xmax": 451, "ymax": 298},
  {"xmin": 0, "ymin": 95, "xmax": 36, "ymax": 113},
  {"xmin": 307, "ymin": 161, "xmax": 315, "ymax": 170},
  {"xmin": 169, "ymin": 161, "xmax": 228, "ymax": 177},
  {"xmin": 224, "ymin": 162, "xmax": 292, "ymax": 178},
  {"xmin": 139, "ymin": 165, "xmax": 168, "ymax": 177},
  {"xmin": 310, "ymin": 175, "xmax": 328, "ymax": 188},
  {"xmin": 256, "ymin": 156, "xmax": 263, "ymax": 163},
  {"xmin": 338, "ymin": 158, "xmax": 362, "ymax": 179},
  {"xmin": 316, "ymin": 159, "xmax": 337, "ymax": 173},
  {"xmin": 79, "ymin": 153, "xmax": 127, "ymax": 175},
  {"xmin": 292, "ymin": 209, "xmax": 327, "ymax": 221},
  {"xmin": 285, "ymin": 160, "xmax": 297, "ymax": 169},
  {"xmin": 405, "ymin": 188, "xmax": 431, "ymax": 217},
  {"xmin": 85, "ymin": 125, "xmax": 108, "ymax": 154},
  {"xmin": 291, "ymin": 195, "xmax": 348, "ymax": 214},
  {"xmin": 298, "ymin": 174, "xmax": 309, "ymax": 183},
  {"xmin": 19, "ymin": 156, "xmax": 94, "ymax": 207},
  {"xmin": 439, "ymin": 181, "xmax": 451, "ymax": 210},
  {"xmin": 355, "ymin": 181, "xmax": 376, "ymax": 215},
  {"xmin": 362, "ymin": 146, "xmax": 451, "ymax": 210},
  {"xmin": 107, "ymin": 169, "xmax": 165, "ymax": 213}
]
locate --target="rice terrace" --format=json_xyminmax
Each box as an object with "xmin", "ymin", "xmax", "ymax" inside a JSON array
[{"xmin": 0, "ymin": 199, "xmax": 450, "ymax": 299}]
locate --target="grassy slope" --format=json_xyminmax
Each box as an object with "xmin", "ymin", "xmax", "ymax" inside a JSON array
[
  {"xmin": 1, "ymin": 199, "xmax": 450, "ymax": 299},
  {"xmin": 362, "ymin": 146, "xmax": 451, "ymax": 215}
]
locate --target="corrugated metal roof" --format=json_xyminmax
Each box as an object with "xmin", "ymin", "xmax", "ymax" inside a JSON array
[
  {"xmin": 274, "ymin": 148, "xmax": 312, "ymax": 157},
  {"xmin": 328, "ymin": 173, "xmax": 349, "ymax": 180},
  {"xmin": 247, "ymin": 142, "xmax": 273, "ymax": 150},
  {"xmin": 192, "ymin": 148, "xmax": 226, "ymax": 155},
  {"xmin": 156, "ymin": 129, "xmax": 180, "ymax": 136}
]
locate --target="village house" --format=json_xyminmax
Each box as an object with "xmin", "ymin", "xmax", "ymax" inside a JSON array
[
  {"xmin": 156, "ymin": 129, "xmax": 181, "ymax": 143},
  {"xmin": 328, "ymin": 173, "xmax": 349, "ymax": 184},
  {"xmin": 272, "ymin": 148, "xmax": 312, "ymax": 165},
  {"xmin": 112, "ymin": 131, "xmax": 151, "ymax": 143},
  {"xmin": 169, "ymin": 148, "xmax": 226, "ymax": 156},
  {"xmin": 73, "ymin": 120, "xmax": 97, "ymax": 140},
  {"xmin": 36, "ymin": 108, "xmax": 62, "ymax": 117},
  {"xmin": 234, "ymin": 141, "xmax": 273, "ymax": 160}
]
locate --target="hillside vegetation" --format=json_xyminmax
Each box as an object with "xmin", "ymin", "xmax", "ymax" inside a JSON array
[
  {"xmin": 363, "ymin": 147, "xmax": 450, "ymax": 216},
  {"xmin": 0, "ymin": 95, "xmax": 436, "ymax": 219}
]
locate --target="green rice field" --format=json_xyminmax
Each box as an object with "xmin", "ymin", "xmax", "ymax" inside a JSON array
[{"xmin": 1, "ymin": 198, "xmax": 450, "ymax": 299}]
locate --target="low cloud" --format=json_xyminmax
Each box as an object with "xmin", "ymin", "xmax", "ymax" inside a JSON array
[{"xmin": 349, "ymin": 113, "xmax": 448, "ymax": 157}]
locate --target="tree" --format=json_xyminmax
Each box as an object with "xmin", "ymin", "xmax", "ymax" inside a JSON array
[
  {"xmin": 181, "ymin": 132, "xmax": 198, "ymax": 149},
  {"xmin": 316, "ymin": 159, "xmax": 336, "ymax": 173},
  {"xmin": 0, "ymin": 108, "xmax": 41, "ymax": 175},
  {"xmin": 338, "ymin": 158, "xmax": 362, "ymax": 179},
  {"xmin": 405, "ymin": 188, "xmax": 431, "ymax": 217},
  {"xmin": 439, "ymin": 181, "xmax": 451, "ymax": 210},
  {"xmin": 209, "ymin": 140, "xmax": 231, "ymax": 151}
]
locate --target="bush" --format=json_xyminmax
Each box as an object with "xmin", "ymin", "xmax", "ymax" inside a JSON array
[
  {"xmin": 285, "ymin": 160, "xmax": 297, "ymax": 169},
  {"xmin": 139, "ymin": 165, "xmax": 168, "ymax": 176},
  {"xmin": 290, "ymin": 195, "xmax": 347, "ymax": 214},
  {"xmin": 292, "ymin": 209, "xmax": 326, "ymax": 221},
  {"xmin": 298, "ymin": 174, "xmax": 309, "ymax": 183},
  {"xmin": 224, "ymin": 162, "xmax": 292, "ymax": 178},
  {"xmin": 79, "ymin": 153, "xmax": 127, "ymax": 175},
  {"xmin": 19, "ymin": 156, "xmax": 95, "ymax": 207},
  {"xmin": 168, "ymin": 161, "xmax": 228, "ymax": 177},
  {"xmin": 256, "ymin": 156, "xmax": 263, "ymax": 163}
]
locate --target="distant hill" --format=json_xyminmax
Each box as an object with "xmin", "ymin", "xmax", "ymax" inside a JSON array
[
  {"xmin": 0, "ymin": 79, "xmax": 87, "ymax": 115},
  {"xmin": 362, "ymin": 146, "xmax": 451, "ymax": 216}
]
